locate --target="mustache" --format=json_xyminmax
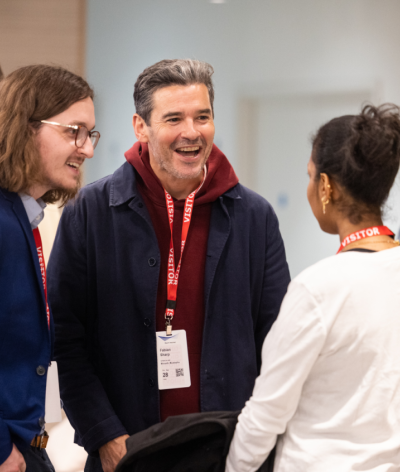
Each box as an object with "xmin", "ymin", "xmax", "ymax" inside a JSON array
[{"xmin": 172, "ymin": 137, "xmax": 206, "ymax": 150}]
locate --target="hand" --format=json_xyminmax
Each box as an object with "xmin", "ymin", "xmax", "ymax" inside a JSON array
[
  {"xmin": 99, "ymin": 434, "xmax": 129, "ymax": 472},
  {"xmin": 0, "ymin": 444, "xmax": 26, "ymax": 472}
]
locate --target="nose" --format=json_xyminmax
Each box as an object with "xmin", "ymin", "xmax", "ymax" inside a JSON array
[
  {"xmin": 181, "ymin": 118, "xmax": 200, "ymax": 141},
  {"xmin": 78, "ymin": 135, "xmax": 95, "ymax": 159}
]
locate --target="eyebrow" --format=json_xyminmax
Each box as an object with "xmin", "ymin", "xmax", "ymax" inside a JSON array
[
  {"xmin": 70, "ymin": 121, "xmax": 96, "ymax": 130},
  {"xmin": 197, "ymin": 108, "xmax": 212, "ymax": 115},
  {"xmin": 161, "ymin": 108, "xmax": 212, "ymax": 120}
]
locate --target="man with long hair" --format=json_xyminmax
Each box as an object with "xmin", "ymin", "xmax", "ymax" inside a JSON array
[{"xmin": 0, "ymin": 65, "xmax": 99, "ymax": 472}]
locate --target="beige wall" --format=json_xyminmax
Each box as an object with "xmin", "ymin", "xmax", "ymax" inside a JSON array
[
  {"xmin": 0, "ymin": 0, "xmax": 87, "ymax": 262},
  {"xmin": 0, "ymin": 0, "xmax": 86, "ymax": 76},
  {"xmin": 1, "ymin": 5, "xmax": 89, "ymax": 468}
]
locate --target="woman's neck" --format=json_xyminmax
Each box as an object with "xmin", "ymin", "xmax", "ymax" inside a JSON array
[
  {"xmin": 337, "ymin": 216, "xmax": 398, "ymax": 252},
  {"xmin": 337, "ymin": 216, "xmax": 384, "ymax": 243}
]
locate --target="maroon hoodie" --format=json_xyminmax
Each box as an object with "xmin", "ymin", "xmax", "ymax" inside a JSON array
[{"xmin": 125, "ymin": 142, "xmax": 239, "ymax": 421}]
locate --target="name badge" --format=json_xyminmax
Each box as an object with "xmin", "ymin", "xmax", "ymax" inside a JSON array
[
  {"xmin": 45, "ymin": 361, "xmax": 62, "ymax": 423},
  {"xmin": 156, "ymin": 329, "xmax": 191, "ymax": 390}
]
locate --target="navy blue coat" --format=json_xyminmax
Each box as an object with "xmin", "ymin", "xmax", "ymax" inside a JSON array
[
  {"xmin": 47, "ymin": 162, "xmax": 290, "ymax": 458},
  {"xmin": 0, "ymin": 189, "xmax": 53, "ymax": 464}
]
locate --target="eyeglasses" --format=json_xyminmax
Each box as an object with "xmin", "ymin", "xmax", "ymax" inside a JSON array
[{"xmin": 40, "ymin": 120, "xmax": 101, "ymax": 149}]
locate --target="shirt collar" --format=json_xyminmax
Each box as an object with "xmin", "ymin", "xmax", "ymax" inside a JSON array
[{"xmin": 18, "ymin": 193, "xmax": 47, "ymax": 229}]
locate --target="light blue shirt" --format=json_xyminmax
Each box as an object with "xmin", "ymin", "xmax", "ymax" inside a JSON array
[{"xmin": 18, "ymin": 193, "xmax": 46, "ymax": 229}]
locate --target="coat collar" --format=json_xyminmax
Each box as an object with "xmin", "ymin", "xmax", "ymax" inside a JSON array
[
  {"xmin": 109, "ymin": 161, "xmax": 242, "ymax": 207},
  {"xmin": 0, "ymin": 186, "xmax": 16, "ymax": 203},
  {"xmin": 109, "ymin": 162, "xmax": 138, "ymax": 207},
  {"xmin": 222, "ymin": 185, "xmax": 242, "ymax": 200}
]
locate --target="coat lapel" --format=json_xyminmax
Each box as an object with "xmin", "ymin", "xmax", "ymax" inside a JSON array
[
  {"xmin": 110, "ymin": 162, "xmax": 159, "ymax": 236},
  {"xmin": 2, "ymin": 190, "xmax": 48, "ymax": 321},
  {"xmin": 204, "ymin": 197, "xmax": 231, "ymax": 312},
  {"xmin": 204, "ymin": 186, "xmax": 242, "ymax": 313}
]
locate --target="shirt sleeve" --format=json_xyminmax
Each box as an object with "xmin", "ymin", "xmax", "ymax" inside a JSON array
[{"xmin": 225, "ymin": 280, "xmax": 326, "ymax": 472}]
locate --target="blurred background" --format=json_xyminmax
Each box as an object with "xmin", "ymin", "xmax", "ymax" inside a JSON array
[{"xmin": 2, "ymin": 0, "xmax": 400, "ymax": 469}]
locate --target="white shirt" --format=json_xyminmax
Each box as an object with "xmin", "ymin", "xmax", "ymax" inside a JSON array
[{"xmin": 226, "ymin": 247, "xmax": 400, "ymax": 472}]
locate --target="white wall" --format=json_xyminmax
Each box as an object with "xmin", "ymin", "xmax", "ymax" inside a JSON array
[{"xmin": 86, "ymin": 0, "xmax": 400, "ymax": 275}]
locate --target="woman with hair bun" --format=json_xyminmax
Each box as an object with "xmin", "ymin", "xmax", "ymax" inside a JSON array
[{"xmin": 225, "ymin": 104, "xmax": 400, "ymax": 472}]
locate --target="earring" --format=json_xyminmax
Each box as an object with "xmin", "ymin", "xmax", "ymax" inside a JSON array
[{"xmin": 321, "ymin": 197, "xmax": 330, "ymax": 214}]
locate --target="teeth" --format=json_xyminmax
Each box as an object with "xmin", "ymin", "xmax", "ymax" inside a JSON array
[
  {"xmin": 67, "ymin": 162, "xmax": 80, "ymax": 169},
  {"xmin": 176, "ymin": 147, "xmax": 199, "ymax": 152}
]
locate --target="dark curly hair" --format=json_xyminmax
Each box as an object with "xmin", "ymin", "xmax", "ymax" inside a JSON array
[{"xmin": 312, "ymin": 104, "xmax": 400, "ymax": 223}]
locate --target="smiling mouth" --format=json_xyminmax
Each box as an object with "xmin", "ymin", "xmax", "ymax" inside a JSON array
[
  {"xmin": 67, "ymin": 162, "xmax": 80, "ymax": 169},
  {"xmin": 175, "ymin": 146, "xmax": 201, "ymax": 158}
]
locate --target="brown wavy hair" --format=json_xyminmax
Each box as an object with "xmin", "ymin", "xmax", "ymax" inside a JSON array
[{"xmin": 0, "ymin": 65, "xmax": 94, "ymax": 204}]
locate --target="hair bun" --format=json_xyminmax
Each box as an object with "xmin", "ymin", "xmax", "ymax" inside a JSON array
[
  {"xmin": 353, "ymin": 104, "xmax": 400, "ymax": 168},
  {"xmin": 312, "ymin": 103, "xmax": 400, "ymax": 223}
]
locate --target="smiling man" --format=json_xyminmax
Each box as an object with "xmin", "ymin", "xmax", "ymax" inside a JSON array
[
  {"xmin": 48, "ymin": 59, "xmax": 290, "ymax": 472},
  {"xmin": 0, "ymin": 65, "xmax": 98, "ymax": 472}
]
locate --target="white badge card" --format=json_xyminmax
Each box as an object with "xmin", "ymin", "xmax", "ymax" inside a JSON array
[
  {"xmin": 156, "ymin": 329, "xmax": 191, "ymax": 390},
  {"xmin": 44, "ymin": 361, "xmax": 62, "ymax": 423}
]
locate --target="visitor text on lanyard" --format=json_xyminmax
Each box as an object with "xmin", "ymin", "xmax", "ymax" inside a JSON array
[
  {"xmin": 337, "ymin": 225, "xmax": 395, "ymax": 254},
  {"xmin": 164, "ymin": 168, "xmax": 207, "ymax": 336},
  {"xmin": 32, "ymin": 227, "xmax": 50, "ymax": 329}
]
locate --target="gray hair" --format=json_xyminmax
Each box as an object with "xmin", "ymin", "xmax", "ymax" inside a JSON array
[{"xmin": 134, "ymin": 59, "xmax": 215, "ymax": 125}]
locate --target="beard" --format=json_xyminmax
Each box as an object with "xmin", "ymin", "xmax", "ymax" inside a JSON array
[
  {"xmin": 148, "ymin": 133, "xmax": 212, "ymax": 181},
  {"xmin": 156, "ymin": 152, "xmax": 207, "ymax": 180},
  {"xmin": 40, "ymin": 168, "xmax": 83, "ymax": 206}
]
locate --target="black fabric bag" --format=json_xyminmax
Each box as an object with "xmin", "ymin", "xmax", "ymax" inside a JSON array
[{"xmin": 116, "ymin": 411, "xmax": 274, "ymax": 472}]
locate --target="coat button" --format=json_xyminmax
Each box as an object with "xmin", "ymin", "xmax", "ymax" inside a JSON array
[
  {"xmin": 148, "ymin": 379, "xmax": 155, "ymax": 387},
  {"xmin": 36, "ymin": 365, "xmax": 46, "ymax": 376},
  {"xmin": 143, "ymin": 318, "xmax": 151, "ymax": 327},
  {"xmin": 138, "ymin": 202, "xmax": 143, "ymax": 208},
  {"xmin": 38, "ymin": 417, "xmax": 45, "ymax": 427},
  {"xmin": 148, "ymin": 257, "xmax": 157, "ymax": 267}
]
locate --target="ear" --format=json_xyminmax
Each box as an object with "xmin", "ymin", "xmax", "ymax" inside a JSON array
[
  {"xmin": 319, "ymin": 173, "xmax": 332, "ymax": 202},
  {"xmin": 132, "ymin": 114, "xmax": 150, "ymax": 143}
]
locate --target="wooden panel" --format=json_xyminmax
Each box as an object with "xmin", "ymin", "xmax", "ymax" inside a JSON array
[
  {"xmin": 0, "ymin": 0, "xmax": 86, "ymax": 76},
  {"xmin": 0, "ymin": 0, "xmax": 87, "ymax": 258}
]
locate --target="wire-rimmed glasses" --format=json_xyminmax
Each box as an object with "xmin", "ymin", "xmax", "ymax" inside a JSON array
[{"xmin": 40, "ymin": 120, "xmax": 101, "ymax": 149}]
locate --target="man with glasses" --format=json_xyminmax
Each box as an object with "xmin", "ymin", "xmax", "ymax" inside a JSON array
[
  {"xmin": 39, "ymin": 120, "xmax": 100, "ymax": 150},
  {"xmin": 48, "ymin": 59, "xmax": 290, "ymax": 472},
  {"xmin": 0, "ymin": 65, "xmax": 99, "ymax": 472}
]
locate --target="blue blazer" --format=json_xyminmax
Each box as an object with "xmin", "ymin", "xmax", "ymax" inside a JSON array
[
  {"xmin": 0, "ymin": 188, "xmax": 53, "ymax": 464},
  {"xmin": 47, "ymin": 161, "xmax": 290, "ymax": 459}
]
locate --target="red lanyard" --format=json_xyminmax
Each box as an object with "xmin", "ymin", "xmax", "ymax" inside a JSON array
[
  {"xmin": 337, "ymin": 225, "xmax": 394, "ymax": 254},
  {"xmin": 164, "ymin": 169, "xmax": 207, "ymax": 334},
  {"xmin": 32, "ymin": 228, "xmax": 50, "ymax": 329}
]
